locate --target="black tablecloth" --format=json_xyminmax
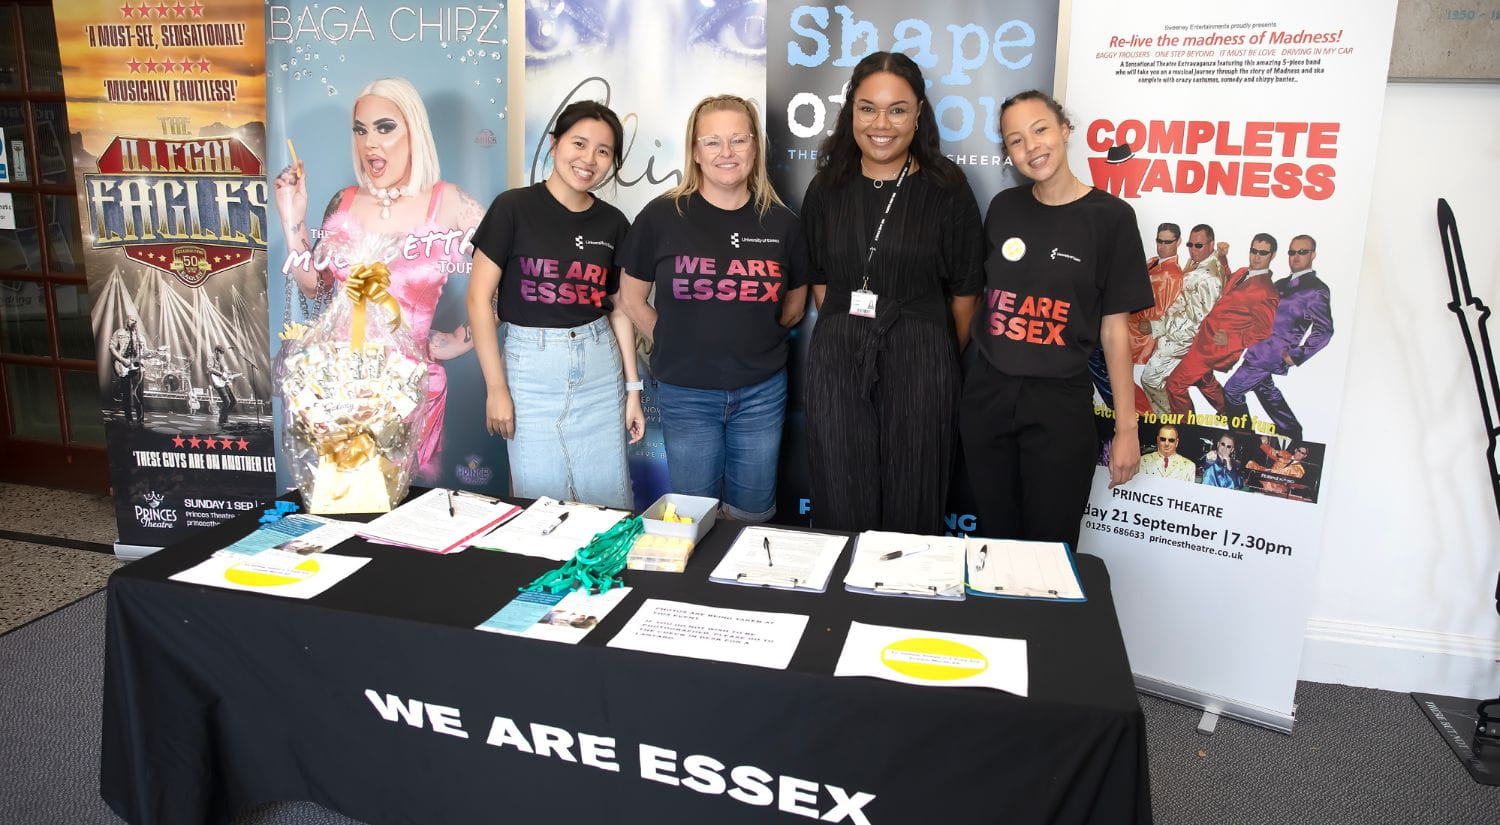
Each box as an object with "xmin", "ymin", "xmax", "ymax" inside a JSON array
[{"xmin": 101, "ymin": 500, "xmax": 1152, "ymax": 825}]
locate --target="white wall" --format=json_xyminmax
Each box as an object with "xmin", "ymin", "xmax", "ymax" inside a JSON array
[{"xmin": 1301, "ymin": 81, "xmax": 1500, "ymax": 697}]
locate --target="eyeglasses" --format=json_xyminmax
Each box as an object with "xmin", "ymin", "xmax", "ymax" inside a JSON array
[
  {"xmin": 1157, "ymin": 436, "xmax": 1177, "ymax": 442},
  {"xmin": 1219, "ymin": 442, "xmax": 1236, "ymax": 450},
  {"xmin": 695, "ymin": 134, "xmax": 753, "ymax": 153},
  {"xmin": 1155, "ymin": 238, "xmax": 1176, "ymax": 245},
  {"xmin": 1289, "ymin": 248, "xmax": 1313, "ymax": 255},
  {"xmin": 853, "ymin": 103, "xmax": 914, "ymax": 126},
  {"xmin": 1250, "ymin": 247, "xmax": 1273, "ymax": 256},
  {"xmin": 1185, "ymin": 242, "xmax": 1209, "ymax": 249}
]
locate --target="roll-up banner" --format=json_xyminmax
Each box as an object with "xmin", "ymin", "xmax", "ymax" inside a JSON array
[
  {"xmin": 521, "ymin": 0, "xmax": 768, "ymax": 508},
  {"xmin": 54, "ymin": 1, "xmax": 275, "ymax": 552},
  {"xmin": 265, "ymin": 2, "xmax": 511, "ymax": 496},
  {"xmin": 765, "ymin": 1, "xmax": 1060, "ymax": 528},
  {"xmin": 1065, "ymin": 0, "xmax": 1398, "ymax": 730}
]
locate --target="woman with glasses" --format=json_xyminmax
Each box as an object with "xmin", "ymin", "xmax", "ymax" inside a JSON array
[
  {"xmin": 799, "ymin": 51, "xmax": 984, "ymax": 534},
  {"xmin": 616, "ymin": 95, "xmax": 809, "ymax": 522},
  {"xmin": 465, "ymin": 101, "xmax": 644, "ymax": 509},
  {"xmin": 958, "ymin": 90, "xmax": 1152, "ymax": 549}
]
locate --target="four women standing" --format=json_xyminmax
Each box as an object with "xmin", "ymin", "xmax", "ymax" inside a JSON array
[{"xmin": 464, "ymin": 64, "xmax": 1148, "ymax": 544}]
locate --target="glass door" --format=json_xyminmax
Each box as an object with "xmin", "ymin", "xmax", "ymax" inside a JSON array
[{"xmin": 0, "ymin": 0, "xmax": 107, "ymax": 492}]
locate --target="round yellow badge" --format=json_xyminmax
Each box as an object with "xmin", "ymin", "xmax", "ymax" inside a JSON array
[
  {"xmin": 880, "ymin": 637, "xmax": 990, "ymax": 681},
  {"xmin": 223, "ymin": 557, "xmax": 321, "ymax": 588},
  {"xmin": 1001, "ymin": 237, "xmax": 1026, "ymax": 261}
]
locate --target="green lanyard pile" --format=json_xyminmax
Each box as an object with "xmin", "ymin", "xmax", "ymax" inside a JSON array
[{"xmin": 521, "ymin": 515, "xmax": 644, "ymax": 595}]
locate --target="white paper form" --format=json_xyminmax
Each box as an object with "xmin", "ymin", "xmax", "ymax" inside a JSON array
[
  {"xmin": 966, "ymin": 539, "xmax": 1086, "ymax": 601},
  {"xmin": 834, "ymin": 621, "xmax": 1029, "ymax": 696},
  {"xmin": 606, "ymin": 599, "xmax": 809, "ymax": 670},
  {"xmin": 216, "ymin": 514, "xmax": 357, "ymax": 557},
  {"xmin": 470, "ymin": 497, "xmax": 630, "ymax": 561},
  {"xmin": 843, "ymin": 531, "xmax": 968, "ymax": 600},
  {"xmin": 476, "ymin": 587, "xmax": 633, "ymax": 644},
  {"xmin": 708, "ymin": 526, "xmax": 847, "ymax": 592},
  {"xmin": 356, "ymin": 488, "xmax": 520, "ymax": 554},
  {"xmin": 170, "ymin": 550, "xmax": 371, "ymax": 599}
]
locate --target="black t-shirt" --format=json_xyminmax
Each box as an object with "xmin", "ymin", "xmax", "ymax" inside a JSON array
[
  {"xmin": 973, "ymin": 185, "xmax": 1152, "ymax": 378},
  {"xmin": 471, "ymin": 182, "xmax": 629, "ymax": 329},
  {"xmin": 619, "ymin": 192, "xmax": 809, "ymax": 390}
]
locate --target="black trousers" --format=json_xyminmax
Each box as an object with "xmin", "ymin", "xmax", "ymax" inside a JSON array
[
  {"xmin": 959, "ymin": 358, "xmax": 1097, "ymax": 548},
  {"xmin": 805, "ymin": 311, "xmax": 958, "ymax": 535},
  {"xmin": 214, "ymin": 385, "xmax": 236, "ymax": 425},
  {"xmin": 118, "ymin": 371, "xmax": 144, "ymax": 423}
]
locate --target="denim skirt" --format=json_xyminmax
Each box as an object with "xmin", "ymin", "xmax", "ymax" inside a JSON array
[{"xmin": 501, "ymin": 316, "xmax": 632, "ymax": 509}]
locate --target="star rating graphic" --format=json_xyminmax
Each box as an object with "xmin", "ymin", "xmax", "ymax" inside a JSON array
[
  {"xmin": 187, "ymin": 435, "xmax": 201, "ymax": 448},
  {"xmin": 119, "ymin": 1, "xmax": 203, "ymax": 21},
  {"xmin": 170, "ymin": 434, "xmax": 250, "ymax": 451},
  {"xmin": 172, "ymin": 434, "xmax": 185, "ymax": 448},
  {"xmin": 131, "ymin": 57, "xmax": 211, "ymax": 75}
]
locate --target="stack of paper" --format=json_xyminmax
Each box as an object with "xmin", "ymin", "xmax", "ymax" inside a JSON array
[
  {"xmin": 843, "ymin": 531, "xmax": 968, "ymax": 600},
  {"xmin": 356, "ymin": 488, "xmax": 520, "ymax": 554},
  {"xmin": 708, "ymin": 526, "xmax": 847, "ymax": 592},
  {"xmin": 965, "ymin": 539, "xmax": 1085, "ymax": 601},
  {"xmin": 470, "ymin": 497, "xmax": 629, "ymax": 561}
]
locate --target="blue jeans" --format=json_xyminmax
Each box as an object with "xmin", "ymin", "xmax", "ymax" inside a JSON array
[
  {"xmin": 501, "ymin": 317, "xmax": 632, "ymax": 509},
  {"xmin": 655, "ymin": 370, "xmax": 787, "ymax": 522}
]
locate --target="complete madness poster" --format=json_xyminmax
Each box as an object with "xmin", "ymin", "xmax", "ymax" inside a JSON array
[
  {"xmin": 54, "ymin": 0, "xmax": 275, "ymax": 550},
  {"xmin": 1066, "ymin": 0, "xmax": 1398, "ymax": 726}
]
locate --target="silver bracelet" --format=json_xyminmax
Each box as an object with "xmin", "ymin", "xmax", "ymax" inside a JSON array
[{"xmin": 624, "ymin": 380, "xmax": 644, "ymax": 392}]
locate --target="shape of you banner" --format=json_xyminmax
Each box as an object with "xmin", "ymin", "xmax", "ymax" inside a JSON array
[
  {"xmin": 1065, "ymin": 0, "xmax": 1397, "ymax": 728},
  {"xmin": 54, "ymin": 0, "xmax": 275, "ymax": 550},
  {"xmin": 265, "ymin": 2, "xmax": 510, "ymax": 495}
]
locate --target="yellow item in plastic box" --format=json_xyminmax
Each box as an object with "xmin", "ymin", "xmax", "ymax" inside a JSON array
[
  {"xmin": 626, "ymin": 533, "xmax": 696, "ymax": 572},
  {"xmin": 660, "ymin": 502, "xmax": 694, "ymax": 524}
]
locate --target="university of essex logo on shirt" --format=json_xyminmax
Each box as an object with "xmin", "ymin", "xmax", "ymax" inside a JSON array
[
  {"xmin": 1001, "ymin": 237, "xmax": 1026, "ymax": 261},
  {"xmin": 1051, "ymin": 247, "xmax": 1081, "ymax": 262},
  {"xmin": 730, "ymin": 232, "xmax": 781, "ymax": 249},
  {"xmin": 574, "ymin": 235, "xmax": 614, "ymax": 251}
]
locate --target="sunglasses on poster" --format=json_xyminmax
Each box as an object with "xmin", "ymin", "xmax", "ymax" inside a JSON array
[
  {"xmin": 1289, "ymin": 248, "xmax": 1313, "ymax": 255},
  {"xmin": 1185, "ymin": 242, "xmax": 1208, "ymax": 248}
]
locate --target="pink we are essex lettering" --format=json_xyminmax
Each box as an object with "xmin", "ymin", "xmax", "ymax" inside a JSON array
[
  {"xmin": 517, "ymin": 256, "xmax": 608, "ymax": 306},
  {"xmin": 670, "ymin": 255, "xmax": 783, "ymax": 302}
]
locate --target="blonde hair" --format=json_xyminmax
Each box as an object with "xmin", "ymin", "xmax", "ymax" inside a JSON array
[
  {"xmin": 352, "ymin": 77, "xmax": 441, "ymax": 193},
  {"xmin": 666, "ymin": 94, "xmax": 783, "ymax": 218}
]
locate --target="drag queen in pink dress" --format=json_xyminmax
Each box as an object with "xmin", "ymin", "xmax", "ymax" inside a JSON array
[{"xmin": 274, "ymin": 77, "xmax": 485, "ymax": 478}]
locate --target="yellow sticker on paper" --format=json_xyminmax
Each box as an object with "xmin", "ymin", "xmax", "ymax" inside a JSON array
[{"xmin": 880, "ymin": 637, "xmax": 989, "ymax": 681}]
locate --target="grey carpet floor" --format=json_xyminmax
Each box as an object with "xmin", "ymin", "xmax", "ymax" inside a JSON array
[{"xmin": 2, "ymin": 590, "xmax": 1497, "ymax": 825}]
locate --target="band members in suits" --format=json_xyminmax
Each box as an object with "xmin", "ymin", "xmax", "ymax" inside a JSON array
[
  {"xmin": 1139, "ymin": 224, "xmax": 1225, "ymax": 414},
  {"xmin": 1165, "ymin": 233, "xmax": 1280, "ymax": 414},
  {"xmin": 108, "ymin": 317, "xmax": 147, "ymax": 425},
  {"xmin": 1223, "ymin": 235, "xmax": 1333, "ymax": 439}
]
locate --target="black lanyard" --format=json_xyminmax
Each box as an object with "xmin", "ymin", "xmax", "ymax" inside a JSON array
[{"xmin": 860, "ymin": 152, "xmax": 913, "ymax": 292}]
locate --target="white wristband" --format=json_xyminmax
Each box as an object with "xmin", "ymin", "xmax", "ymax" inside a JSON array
[{"xmin": 625, "ymin": 380, "xmax": 644, "ymax": 392}]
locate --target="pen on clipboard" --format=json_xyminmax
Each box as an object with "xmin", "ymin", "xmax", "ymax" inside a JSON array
[
  {"xmin": 763, "ymin": 535, "xmax": 773, "ymax": 567},
  {"xmin": 445, "ymin": 489, "xmax": 455, "ymax": 517},
  {"xmin": 879, "ymin": 544, "xmax": 930, "ymax": 562},
  {"xmin": 541, "ymin": 511, "xmax": 570, "ymax": 535}
]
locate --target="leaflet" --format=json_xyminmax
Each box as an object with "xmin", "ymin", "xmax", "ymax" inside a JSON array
[
  {"xmin": 476, "ymin": 586, "xmax": 632, "ymax": 644},
  {"xmin": 218, "ymin": 514, "xmax": 357, "ymax": 557},
  {"xmin": 965, "ymin": 539, "xmax": 1086, "ymax": 602},
  {"xmin": 606, "ymin": 599, "xmax": 809, "ymax": 670},
  {"xmin": 470, "ymin": 496, "xmax": 629, "ymax": 561},
  {"xmin": 842, "ymin": 531, "xmax": 968, "ymax": 600},
  {"xmin": 708, "ymin": 525, "xmax": 847, "ymax": 592},
  {"xmin": 356, "ymin": 488, "xmax": 520, "ymax": 554},
  {"xmin": 170, "ymin": 549, "xmax": 371, "ymax": 599},
  {"xmin": 834, "ymin": 621, "xmax": 1028, "ymax": 696}
]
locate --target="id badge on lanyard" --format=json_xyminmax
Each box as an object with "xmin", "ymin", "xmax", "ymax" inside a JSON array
[
  {"xmin": 849, "ymin": 289, "xmax": 878, "ymax": 318},
  {"xmin": 851, "ymin": 153, "xmax": 911, "ymax": 320}
]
